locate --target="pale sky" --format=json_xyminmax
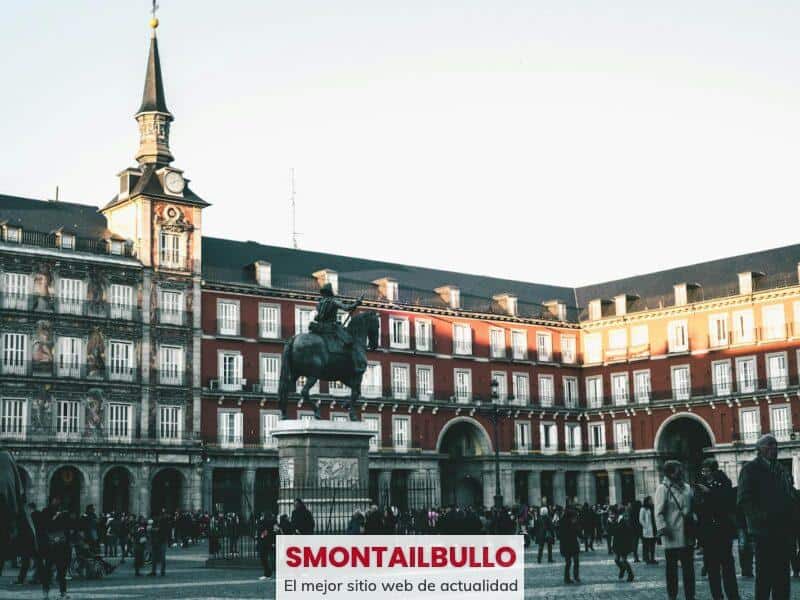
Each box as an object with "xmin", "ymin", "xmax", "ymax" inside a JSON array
[{"xmin": 2, "ymin": 1, "xmax": 800, "ymax": 288}]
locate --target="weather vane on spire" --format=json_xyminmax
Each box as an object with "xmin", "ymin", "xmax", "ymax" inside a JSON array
[{"xmin": 150, "ymin": 0, "xmax": 160, "ymax": 29}]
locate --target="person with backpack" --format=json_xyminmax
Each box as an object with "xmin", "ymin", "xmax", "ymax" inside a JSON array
[{"xmin": 655, "ymin": 460, "xmax": 696, "ymax": 600}]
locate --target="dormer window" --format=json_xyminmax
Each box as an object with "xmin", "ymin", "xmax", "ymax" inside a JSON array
[
  {"xmin": 588, "ymin": 299, "xmax": 602, "ymax": 321},
  {"xmin": 493, "ymin": 294, "xmax": 517, "ymax": 316},
  {"xmin": 373, "ymin": 278, "xmax": 399, "ymax": 302},
  {"xmin": 60, "ymin": 234, "xmax": 75, "ymax": 250},
  {"xmin": 674, "ymin": 284, "xmax": 687, "ymax": 306},
  {"xmin": 738, "ymin": 272, "xmax": 762, "ymax": 295},
  {"xmin": 313, "ymin": 269, "xmax": 338, "ymax": 295},
  {"xmin": 615, "ymin": 295, "xmax": 627, "ymax": 316},
  {"xmin": 435, "ymin": 286, "xmax": 460, "ymax": 309},
  {"xmin": 255, "ymin": 261, "xmax": 271, "ymax": 287},
  {"xmin": 5, "ymin": 227, "xmax": 20, "ymax": 243}
]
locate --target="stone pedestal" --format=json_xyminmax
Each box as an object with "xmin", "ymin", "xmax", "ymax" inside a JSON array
[{"xmin": 273, "ymin": 420, "xmax": 374, "ymax": 528}]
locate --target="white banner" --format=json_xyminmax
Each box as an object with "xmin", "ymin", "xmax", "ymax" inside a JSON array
[{"xmin": 276, "ymin": 535, "xmax": 524, "ymax": 600}]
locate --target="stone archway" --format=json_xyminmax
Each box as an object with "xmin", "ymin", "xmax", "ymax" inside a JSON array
[
  {"xmin": 151, "ymin": 468, "xmax": 186, "ymax": 515},
  {"xmin": 50, "ymin": 466, "xmax": 85, "ymax": 514},
  {"xmin": 17, "ymin": 466, "xmax": 32, "ymax": 499},
  {"xmin": 438, "ymin": 418, "xmax": 493, "ymax": 508},
  {"xmin": 103, "ymin": 466, "xmax": 133, "ymax": 514},
  {"xmin": 656, "ymin": 413, "xmax": 715, "ymax": 483}
]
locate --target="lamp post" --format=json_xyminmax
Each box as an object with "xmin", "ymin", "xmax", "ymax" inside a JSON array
[{"xmin": 489, "ymin": 379, "xmax": 503, "ymax": 509}]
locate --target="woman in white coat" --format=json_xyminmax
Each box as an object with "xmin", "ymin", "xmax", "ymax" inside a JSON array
[
  {"xmin": 655, "ymin": 460, "xmax": 695, "ymax": 600},
  {"xmin": 639, "ymin": 496, "xmax": 657, "ymax": 565}
]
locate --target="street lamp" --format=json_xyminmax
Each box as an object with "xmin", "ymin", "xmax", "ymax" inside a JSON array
[{"xmin": 489, "ymin": 379, "xmax": 503, "ymax": 509}]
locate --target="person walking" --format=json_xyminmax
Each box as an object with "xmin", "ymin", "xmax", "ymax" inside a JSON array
[
  {"xmin": 580, "ymin": 503, "xmax": 595, "ymax": 551},
  {"xmin": 613, "ymin": 504, "xmax": 635, "ymax": 583},
  {"xmin": 149, "ymin": 509, "xmax": 169, "ymax": 576},
  {"xmin": 655, "ymin": 460, "xmax": 696, "ymax": 600},
  {"xmin": 40, "ymin": 495, "xmax": 73, "ymax": 600},
  {"xmin": 535, "ymin": 507, "xmax": 554, "ymax": 564},
  {"xmin": 738, "ymin": 433, "xmax": 799, "ymax": 599},
  {"xmin": 257, "ymin": 513, "xmax": 278, "ymax": 580},
  {"xmin": 132, "ymin": 516, "xmax": 147, "ymax": 577},
  {"xmin": 639, "ymin": 496, "xmax": 658, "ymax": 565},
  {"xmin": 559, "ymin": 507, "xmax": 581, "ymax": 584},
  {"xmin": 290, "ymin": 499, "xmax": 315, "ymax": 534},
  {"xmin": 696, "ymin": 458, "xmax": 739, "ymax": 600}
]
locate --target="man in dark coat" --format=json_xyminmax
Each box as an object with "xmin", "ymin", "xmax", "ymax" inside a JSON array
[
  {"xmin": 696, "ymin": 458, "xmax": 739, "ymax": 600},
  {"xmin": 559, "ymin": 507, "xmax": 581, "ymax": 583},
  {"xmin": 738, "ymin": 434, "xmax": 799, "ymax": 599},
  {"xmin": 290, "ymin": 499, "xmax": 315, "ymax": 534}
]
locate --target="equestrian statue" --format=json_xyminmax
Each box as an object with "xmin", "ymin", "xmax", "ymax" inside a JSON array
[
  {"xmin": 278, "ymin": 284, "xmax": 380, "ymax": 421},
  {"xmin": 0, "ymin": 448, "xmax": 37, "ymax": 567}
]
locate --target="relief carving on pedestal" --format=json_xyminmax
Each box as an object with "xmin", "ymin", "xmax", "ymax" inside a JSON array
[{"xmin": 318, "ymin": 457, "xmax": 358, "ymax": 485}]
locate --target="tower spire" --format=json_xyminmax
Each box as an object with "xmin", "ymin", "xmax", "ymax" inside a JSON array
[{"xmin": 135, "ymin": 4, "xmax": 174, "ymax": 166}]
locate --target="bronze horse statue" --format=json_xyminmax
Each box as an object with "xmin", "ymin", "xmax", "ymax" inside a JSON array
[
  {"xmin": 0, "ymin": 449, "xmax": 37, "ymax": 563},
  {"xmin": 278, "ymin": 311, "xmax": 380, "ymax": 421}
]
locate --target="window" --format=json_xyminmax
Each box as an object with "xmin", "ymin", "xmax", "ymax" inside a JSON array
[
  {"xmin": 160, "ymin": 290, "xmax": 183, "ymax": 325},
  {"xmin": 107, "ymin": 403, "xmax": 132, "ymax": 442},
  {"xmin": 295, "ymin": 377, "xmax": 320, "ymax": 395},
  {"xmin": 385, "ymin": 280, "xmax": 398, "ymax": 302},
  {"xmin": 733, "ymin": 310, "xmax": 755, "ymax": 344},
  {"xmin": 762, "ymin": 304, "xmax": 786, "ymax": 340},
  {"xmin": 389, "ymin": 317, "xmax": 410, "ymax": 349},
  {"xmin": 566, "ymin": 423, "xmax": 582, "ymax": 454},
  {"xmin": 538, "ymin": 375, "xmax": 554, "ymax": 406},
  {"xmin": 560, "ymin": 335, "xmax": 576, "ymax": 363},
  {"xmin": 608, "ymin": 329, "xmax": 627, "ymax": 350},
  {"xmin": 709, "ymin": 314, "xmax": 729, "ymax": 347},
  {"xmin": 766, "ymin": 353, "xmax": 788, "ymax": 391},
  {"xmin": 513, "ymin": 373, "xmax": 531, "ymax": 405},
  {"xmin": 449, "ymin": 288, "xmax": 461, "ymax": 309},
  {"xmin": 0, "ymin": 398, "xmax": 26, "ymax": 440},
  {"xmin": 391, "ymin": 364, "xmax": 410, "ymax": 400},
  {"xmin": 109, "ymin": 341, "xmax": 135, "ymax": 381},
  {"xmin": 674, "ymin": 285, "xmax": 687, "ymax": 306},
  {"xmin": 740, "ymin": 408, "xmax": 760, "ymax": 443},
  {"xmin": 2, "ymin": 272, "xmax": 28, "ymax": 310},
  {"xmin": 588, "ymin": 301, "xmax": 601, "ymax": 321},
  {"xmin": 258, "ymin": 304, "xmax": 281, "ymax": 338},
  {"xmin": 491, "ymin": 371, "xmax": 507, "ymax": 403},
  {"xmin": 415, "ymin": 319, "xmax": 432, "ymax": 351},
  {"xmin": 159, "ymin": 345, "xmax": 183, "ymax": 385},
  {"xmin": 110, "ymin": 240, "xmax": 124, "ymax": 255},
  {"xmin": 630, "ymin": 325, "xmax": 649, "ymax": 348},
  {"xmin": 540, "ymin": 422, "xmax": 558, "ymax": 454},
  {"xmin": 256, "ymin": 263, "xmax": 271, "ymax": 287},
  {"xmin": 217, "ymin": 300, "xmax": 239, "ymax": 336},
  {"xmin": 536, "ymin": 332, "xmax": 552, "ymax": 362},
  {"xmin": 56, "ymin": 337, "xmax": 82, "ymax": 378},
  {"xmin": 58, "ymin": 278, "xmax": 84, "ymax": 315},
  {"xmin": 2, "ymin": 333, "xmax": 26, "ymax": 375},
  {"xmin": 489, "ymin": 328, "xmax": 506, "ymax": 358},
  {"xmin": 392, "ymin": 416, "xmax": 410, "ymax": 451},
  {"xmin": 295, "ymin": 306, "xmax": 316, "ymax": 335},
  {"xmin": 363, "ymin": 415, "xmax": 380, "ymax": 450},
  {"xmin": 454, "ymin": 369, "xmax": 472, "ymax": 403},
  {"xmin": 667, "ymin": 320, "xmax": 688, "ymax": 353},
  {"xmin": 736, "ymin": 356, "xmax": 757, "ymax": 393},
  {"xmin": 614, "ymin": 421, "xmax": 632, "ymax": 452},
  {"xmin": 416, "ymin": 365, "xmax": 433, "ymax": 401},
  {"xmin": 363, "ymin": 362, "xmax": 382, "ymax": 398},
  {"xmin": 515, "ymin": 421, "xmax": 531, "ymax": 452},
  {"xmin": 589, "ymin": 422, "xmax": 606, "ymax": 454},
  {"xmin": 159, "ymin": 405, "xmax": 183, "ymax": 442},
  {"xmin": 328, "ymin": 379, "xmax": 350, "ymax": 397},
  {"xmin": 771, "ymin": 405, "xmax": 792, "ymax": 441},
  {"xmin": 633, "ymin": 370, "xmax": 651, "ymax": 403},
  {"xmin": 261, "ymin": 412, "xmax": 279, "ymax": 449},
  {"xmin": 453, "ymin": 324, "xmax": 472, "ymax": 355},
  {"xmin": 159, "ymin": 232, "xmax": 182, "ymax": 268},
  {"xmin": 110, "ymin": 284, "xmax": 134, "ymax": 320},
  {"xmin": 5, "ymin": 227, "xmax": 21, "ymax": 243},
  {"xmin": 512, "ymin": 331, "xmax": 528, "ymax": 360},
  {"xmin": 611, "ymin": 373, "xmax": 629, "ymax": 405},
  {"xmin": 671, "ymin": 365, "xmax": 690, "ymax": 400},
  {"xmin": 259, "ymin": 354, "xmax": 280, "ymax": 393},
  {"xmin": 563, "ymin": 377, "xmax": 578, "ymax": 408},
  {"xmin": 712, "ymin": 360, "xmax": 732, "ymax": 396},
  {"xmin": 219, "ymin": 411, "xmax": 243, "ymax": 449},
  {"xmin": 219, "ymin": 351, "xmax": 243, "ymax": 391},
  {"xmin": 61, "ymin": 234, "xmax": 75, "ymax": 250},
  {"xmin": 586, "ymin": 376, "xmax": 603, "ymax": 408},
  {"xmin": 56, "ymin": 400, "xmax": 79, "ymax": 438},
  {"xmin": 584, "ymin": 333, "xmax": 602, "ymax": 364}
]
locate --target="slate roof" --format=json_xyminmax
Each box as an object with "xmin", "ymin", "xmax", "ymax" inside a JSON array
[
  {"xmin": 3, "ymin": 193, "xmax": 800, "ymax": 322},
  {"xmin": 137, "ymin": 33, "xmax": 170, "ymax": 115},
  {"xmin": 102, "ymin": 164, "xmax": 209, "ymax": 210}
]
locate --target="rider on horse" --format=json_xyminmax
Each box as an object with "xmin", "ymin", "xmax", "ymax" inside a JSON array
[{"xmin": 309, "ymin": 284, "xmax": 362, "ymax": 356}]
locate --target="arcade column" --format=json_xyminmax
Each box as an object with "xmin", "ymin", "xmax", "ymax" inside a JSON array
[{"xmin": 527, "ymin": 470, "xmax": 542, "ymax": 506}]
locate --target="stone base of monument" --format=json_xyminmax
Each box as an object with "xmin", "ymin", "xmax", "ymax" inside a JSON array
[{"xmin": 274, "ymin": 419, "xmax": 374, "ymax": 532}]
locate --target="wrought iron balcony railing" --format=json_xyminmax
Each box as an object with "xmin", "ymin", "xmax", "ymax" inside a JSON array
[
  {"xmin": 0, "ymin": 360, "xmax": 140, "ymax": 383},
  {"xmin": 0, "ymin": 293, "xmax": 141, "ymax": 321}
]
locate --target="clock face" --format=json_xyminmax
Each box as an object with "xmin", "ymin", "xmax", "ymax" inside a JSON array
[{"xmin": 164, "ymin": 171, "xmax": 185, "ymax": 194}]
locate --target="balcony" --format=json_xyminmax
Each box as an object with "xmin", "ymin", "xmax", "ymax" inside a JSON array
[
  {"xmin": 209, "ymin": 378, "xmax": 247, "ymax": 392},
  {"xmin": 489, "ymin": 346, "xmax": 507, "ymax": 360},
  {"xmin": 0, "ymin": 360, "xmax": 137, "ymax": 383},
  {"xmin": 393, "ymin": 436, "xmax": 411, "ymax": 452},
  {"xmin": 538, "ymin": 394, "xmax": 554, "ymax": 408},
  {"xmin": 760, "ymin": 324, "xmax": 788, "ymax": 342},
  {"xmin": 215, "ymin": 320, "xmax": 241, "ymax": 337},
  {"xmin": 156, "ymin": 369, "xmax": 185, "ymax": 386},
  {"xmin": 591, "ymin": 445, "xmax": 607, "ymax": 456},
  {"xmin": 612, "ymin": 392, "xmax": 630, "ymax": 406},
  {"xmin": 0, "ymin": 293, "xmax": 140, "ymax": 321},
  {"xmin": 604, "ymin": 347, "xmax": 628, "ymax": 363},
  {"xmin": 628, "ymin": 344, "xmax": 650, "ymax": 360},
  {"xmin": 453, "ymin": 341, "xmax": 472, "ymax": 356},
  {"xmin": 0, "ymin": 228, "xmax": 133, "ymax": 257},
  {"xmin": 108, "ymin": 366, "xmax": 138, "ymax": 383},
  {"xmin": 614, "ymin": 442, "xmax": 634, "ymax": 453},
  {"xmin": 767, "ymin": 375, "xmax": 789, "ymax": 392},
  {"xmin": 253, "ymin": 379, "xmax": 280, "ymax": 394},
  {"xmin": 158, "ymin": 309, "xmax": 187, "ymax": 326},
  {"xmin": 0, "ymin": 426, "xmax": 198, "ymax": 446}
]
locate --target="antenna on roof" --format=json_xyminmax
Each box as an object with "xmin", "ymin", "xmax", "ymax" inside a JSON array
[
  {"xmin": 289, "ymin": 168, "xmax": 300, "ymax": 249},
  {"xmin": 54, "ymin": 186, "xmax": 59, "ymax": 202}
]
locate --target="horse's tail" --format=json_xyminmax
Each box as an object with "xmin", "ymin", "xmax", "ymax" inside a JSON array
[{"xmin": 277, "ymin": 340, "xmax": 293, "ymax": 416}]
